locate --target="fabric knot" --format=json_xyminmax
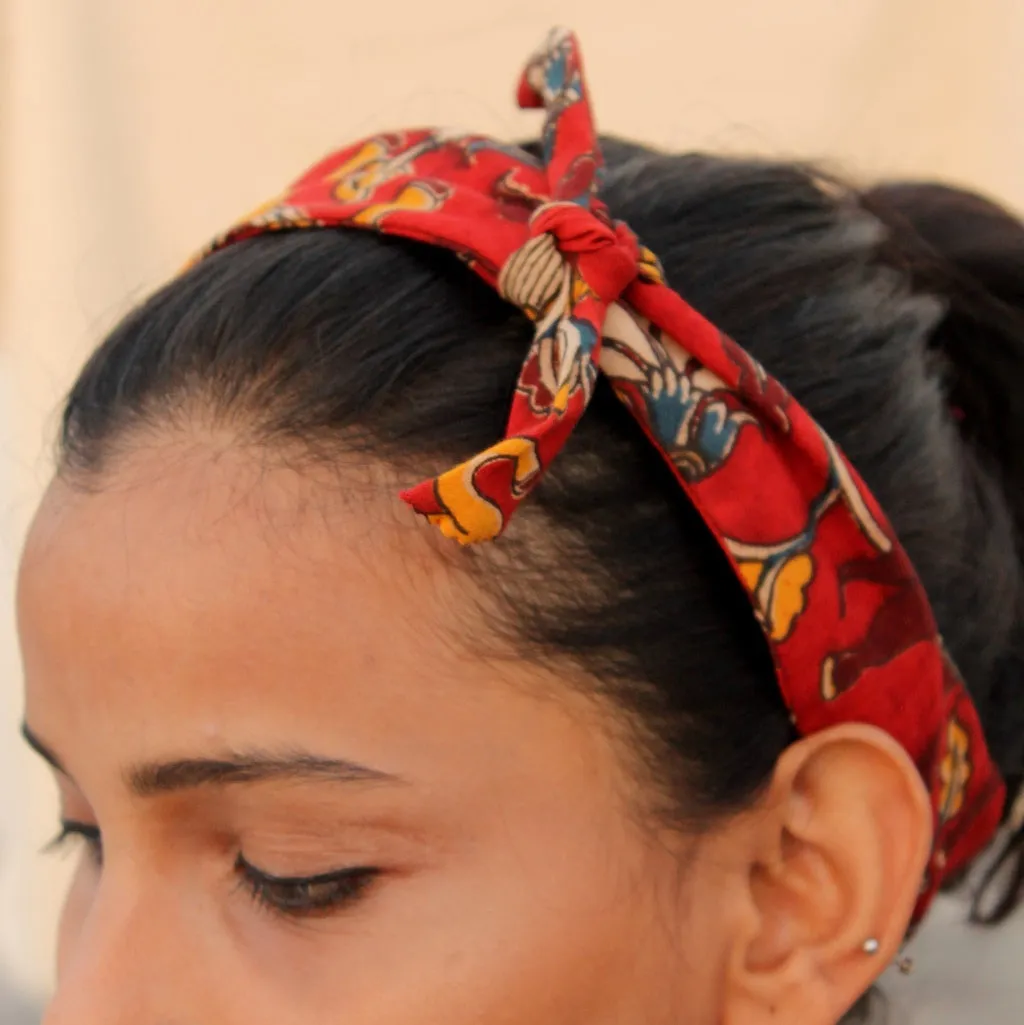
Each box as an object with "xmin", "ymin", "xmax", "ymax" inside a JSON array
[{"xmin": 528, "ymin": 201, "xmax": 640, "ymax": 303}]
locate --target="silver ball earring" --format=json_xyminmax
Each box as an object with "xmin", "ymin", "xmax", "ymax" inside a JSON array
[{"xmin": 862, "ymin": 938, "xmax": 916, "ymax": 975}]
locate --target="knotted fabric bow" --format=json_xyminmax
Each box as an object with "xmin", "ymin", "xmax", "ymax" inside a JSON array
[{"xmin": 199, "ymin": 27, "xmax": 1005, "ymax": 925}]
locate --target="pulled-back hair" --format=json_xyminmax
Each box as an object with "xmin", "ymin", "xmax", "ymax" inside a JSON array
[{"xmin": 60, "ymin": 140, "xmax": 1024, "ymax": 933}]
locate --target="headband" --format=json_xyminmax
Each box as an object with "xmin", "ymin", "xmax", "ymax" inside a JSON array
[{"xmin": 197, "ymin": 27, "xmax": 1004, "ymax": 925}]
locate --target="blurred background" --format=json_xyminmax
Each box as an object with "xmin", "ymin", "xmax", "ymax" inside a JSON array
[{"xmin": 1, "ymin": 0, "xmax": 1022, "ymax": 1018}]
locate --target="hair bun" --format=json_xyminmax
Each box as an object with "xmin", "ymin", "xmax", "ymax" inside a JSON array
[{"xmin": 864, "ymin": 181, "xmax": 1024, "ymax": 919}]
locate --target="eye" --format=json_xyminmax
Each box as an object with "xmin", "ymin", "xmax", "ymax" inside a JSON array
[
  {"xmin": 47, "ymin": 821, "xmax": 104, "ymax": 866},
  {"xmin": 236, "ymin": 856, "xmax": 379, "ymax": 919}
]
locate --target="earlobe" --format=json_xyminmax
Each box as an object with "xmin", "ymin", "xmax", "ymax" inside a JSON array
[{"xmin": 723, "ymin": 724, "xmax": 933, "ymax": 1025}]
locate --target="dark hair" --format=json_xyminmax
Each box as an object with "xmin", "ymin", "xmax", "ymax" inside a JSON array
[
  {"xmin": 861, "ymin": 179, "xmax": 1024, "ymax": 923},
  {"xmin": 60, "ymin": 141, "xmax": 1024, "ymax": 922}
]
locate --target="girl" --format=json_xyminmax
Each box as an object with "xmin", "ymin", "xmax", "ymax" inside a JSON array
[{"xmin": 19, "ymin": 29, "xmax": 1023, "ymax": 1025}]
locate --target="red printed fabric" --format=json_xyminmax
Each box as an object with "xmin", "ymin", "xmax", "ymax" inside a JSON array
[{"xmin": 199, "ymin": 27, "xmax": 1005, "ymax": 924}]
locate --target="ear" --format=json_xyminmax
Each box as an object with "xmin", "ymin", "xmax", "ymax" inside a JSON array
[{"xmin": 723, "ymin": 724, "xmax": 933, "ymax": 1025}]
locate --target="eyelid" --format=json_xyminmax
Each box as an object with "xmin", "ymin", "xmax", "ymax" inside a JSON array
[
  {"xmin": 236, "ymin": 855, "xmax": 378, "ymax": 888},
  {"xmin": 236, "ymin": 855, "xmax": 380, "ymax": 917}
]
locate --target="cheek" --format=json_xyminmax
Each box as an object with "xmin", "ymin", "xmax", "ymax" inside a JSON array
[{"xmin": 56, "ymin": 857, "xmax": 101, "ymax": 982}]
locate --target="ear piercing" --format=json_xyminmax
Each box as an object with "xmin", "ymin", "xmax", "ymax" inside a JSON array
[{"xmin": 862, "ymin": 938, "xmax": 915, "ymax": 975}]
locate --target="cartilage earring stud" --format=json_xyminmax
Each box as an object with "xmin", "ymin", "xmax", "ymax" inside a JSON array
[
  {"xmin": 862, "ymin": 937, "xmax": 881, "ymax": 955},
  {"xmin": 896, "ymin": 955, "xmax": 915, "ymax": 976}
]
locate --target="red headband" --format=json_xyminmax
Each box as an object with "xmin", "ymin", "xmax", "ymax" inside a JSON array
[{"xmin": 199, "ymin": 27, "xmax": 1004, "ymax": 924}]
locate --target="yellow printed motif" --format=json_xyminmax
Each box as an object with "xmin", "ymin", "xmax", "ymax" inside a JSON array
[
  {"xmin": 328, "ymin": 131, "xmax": 460, "ymax": 204},
  {"xmin": 352, "ymin": 182, "xmax": 449, "ymax": 228},
  {"xmin": 430, "ymin": 438, "xmax": 541, "ymax": 543},
  {"xmin": 939, "ymin": 718, "xmax": 972, "ymax": 822},
  {"xmin": 736, "ymin": 553, "xmax": 815, "ymax": 643}
]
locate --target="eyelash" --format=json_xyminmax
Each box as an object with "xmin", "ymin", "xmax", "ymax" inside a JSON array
[
  {"xmin": 48, "ymin": 822, "xmax": 377, "ymax": 919},
  {"xmin": 236, "ymin": 856, "xmax": 380, "ymax": 919},
  {"xmin": 48, "ymin": 821, "xmax": 103, "ymax": 865}
]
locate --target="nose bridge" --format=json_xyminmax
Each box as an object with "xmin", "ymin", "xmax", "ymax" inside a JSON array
[{"xmin": 42, "ymin": 869, "xmax": 194, "ymax": 1025}]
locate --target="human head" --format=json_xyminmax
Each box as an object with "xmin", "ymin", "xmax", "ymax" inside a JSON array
[{"xmin": 18, "ymin": 36, "xmax": 1024, "ymax": 1025}]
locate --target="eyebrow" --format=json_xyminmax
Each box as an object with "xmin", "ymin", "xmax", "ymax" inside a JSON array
[{"xmin": 22, "ymin": 723, "xmax": 395, "ymax": 796}]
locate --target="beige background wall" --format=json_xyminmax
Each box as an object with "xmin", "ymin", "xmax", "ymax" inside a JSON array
[{"xmin": 1, "ymin": 0, "xmax": 1022, "ymax": 1003}]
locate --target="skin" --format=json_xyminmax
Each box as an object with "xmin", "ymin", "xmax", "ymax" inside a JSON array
[{"xmin": 18, "ymin": 432, "xmax": 934, "ymax": 1025}]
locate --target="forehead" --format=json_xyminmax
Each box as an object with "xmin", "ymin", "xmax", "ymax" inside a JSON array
[
  {"xmin": 19, "ymin": 438, "xmax": 450, "ymax": 659},
  {"xmin": 17, "ymin": 438, "xmax": 600, "ymax": 786}
]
